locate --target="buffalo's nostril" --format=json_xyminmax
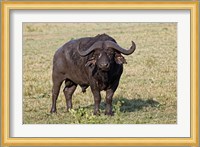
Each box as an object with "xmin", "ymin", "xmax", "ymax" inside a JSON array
[
  {"xmin": 106, "ymin": 64, "xmax": 110, "ymax": 68},
  {"xmin": 101, "ymin": 63, "xmax": 108, "ymax": 67},
  {"xmin": 100, "ymin": 63, "xmax": 110, "ymax": 69}
]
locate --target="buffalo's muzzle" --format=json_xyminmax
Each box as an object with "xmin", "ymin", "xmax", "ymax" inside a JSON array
[{"xmin": 99, "ymin": 63, "xmax": 110, "ymax": 71}]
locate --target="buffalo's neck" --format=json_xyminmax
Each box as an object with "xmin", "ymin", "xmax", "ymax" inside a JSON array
[
  {"xmin": 92, "ymin": 64, "xmax": 123, "ymax": 91},
  {"xmin": 93, "ymin": 70, "xmax": 109, "ymax": 90}
]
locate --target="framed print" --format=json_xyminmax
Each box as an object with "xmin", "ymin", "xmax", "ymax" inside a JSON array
[{"xmin": 1, "ymin": 1, "xmax": 199, "ymax": 146}]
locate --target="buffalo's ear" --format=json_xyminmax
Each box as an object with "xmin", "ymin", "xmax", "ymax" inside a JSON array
[
  {"xmin": 115, "ymin": 53, "xmax": 127, "ymax": 64},
  {"xmin": 85, "ymin": 57, "xmax": 96, "ymax": 67}
]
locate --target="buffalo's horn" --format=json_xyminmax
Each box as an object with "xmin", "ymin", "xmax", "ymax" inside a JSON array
[
  {"xmin": 104, "ymin": 41, "xmax": 136, "ymax": 55},
  {"xmin": 77, "ymin": 41, "xmax": 104, "ymax": 56}
]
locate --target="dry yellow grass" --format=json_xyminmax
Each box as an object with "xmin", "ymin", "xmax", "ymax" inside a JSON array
[{"xmin": 23, "ymin": 23, "xmax": 177, "ymax": 124}]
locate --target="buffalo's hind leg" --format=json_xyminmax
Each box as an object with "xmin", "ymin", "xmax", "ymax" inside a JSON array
[
  {"xmin": 63, "ymin": 80, "xmax": 77, "ymax": 111},
  {"xmin": 50, "ymin": 70, "xmax": 66, "ymax": 113},
  {"xmin": 50, "ymin": 79, "xmax": 63, "ymax": 113}
]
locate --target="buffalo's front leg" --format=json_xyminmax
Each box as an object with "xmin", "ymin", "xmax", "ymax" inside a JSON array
[
  {"xmin": 105, "ymin": 78, "xmax": 120, "ymax": 116},
  {"xmin": 91, "ymin": 88, "xmax": 101, "ymax": 115},
  {"xmin": 63, "ymin": 84, "xmax": 77, "ymax": 111},
  {"xmin": 105, "ymin": 89, "xmax": 114, "ymax": 116}
]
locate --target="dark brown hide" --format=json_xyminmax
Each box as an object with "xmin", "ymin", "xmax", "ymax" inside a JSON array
[{"xmin": 50, "ymin": 34, "xmax": 136, "ymax": 115}]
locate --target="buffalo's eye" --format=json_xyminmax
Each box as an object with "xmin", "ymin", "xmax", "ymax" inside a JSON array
[
  {"xmin": 94, "ymin": 50, "xmax": 102, "ymax": 56},
  {"xmin": 107, "ymin": 49, "xmax": 114, "ymax": 54},
  {"xmin": 106, "ymin": 50, "xmax": 114, "ymax": 58},
  {"xmin": 93, "ymin": 52, "xmax": 100, "ymax": 58}
]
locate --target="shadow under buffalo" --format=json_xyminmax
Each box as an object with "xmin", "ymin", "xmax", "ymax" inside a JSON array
[
  {"xmin": 84, "ymin": 97, "xmax": 160, "ymax": 113},
  {"xmin": 112, "ymin": 97, "xmax": 160, "ymax": 112}
]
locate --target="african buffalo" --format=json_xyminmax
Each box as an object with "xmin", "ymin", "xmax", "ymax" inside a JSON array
[{"xmin": 50, "ymin": 34, "xmax": 136, "ymax": 115}]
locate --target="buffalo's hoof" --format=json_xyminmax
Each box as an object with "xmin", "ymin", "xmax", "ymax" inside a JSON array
[
  {"xmin": 50, "ymin": 108, "xmax": 57, "ymax": 113},
  {"xmin": 66, "ymin": 107, "xmax": 72, "ymax": 112},
  {"xmin": 93, "ymin": 111, "xmax": 101, "ymax": 116},
  {"xmin": 105, "ymin": 111, "xmax": 114, "ymax": 116}
]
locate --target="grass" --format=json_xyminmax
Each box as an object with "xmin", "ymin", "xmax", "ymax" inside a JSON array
[{"xmin": 23, "ymin": 23, "xmax": 177, "ymax": 124}]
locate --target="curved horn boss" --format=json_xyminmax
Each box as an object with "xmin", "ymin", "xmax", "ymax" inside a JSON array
[
  {"xmin": 77, "ymin": 41, "xmax": 104, "ymax": 56},
  {"xmin": 104, "ymin": 40, "xmax": 136, "ymax": 55}
]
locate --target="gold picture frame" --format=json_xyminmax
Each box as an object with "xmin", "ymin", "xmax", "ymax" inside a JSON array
[{"xmin": 1, "ymin": 1, "xmax": 199, "ymax": 146}]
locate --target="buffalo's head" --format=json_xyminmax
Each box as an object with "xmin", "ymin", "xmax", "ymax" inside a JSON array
[{"xmin": 77, "ymin": 41, "xmax": 136, "ymax": 71}]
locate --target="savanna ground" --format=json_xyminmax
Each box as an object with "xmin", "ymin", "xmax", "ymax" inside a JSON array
[{"xmin": 23, "ymin": 23, "xmax": 177, "ymax": 124}]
